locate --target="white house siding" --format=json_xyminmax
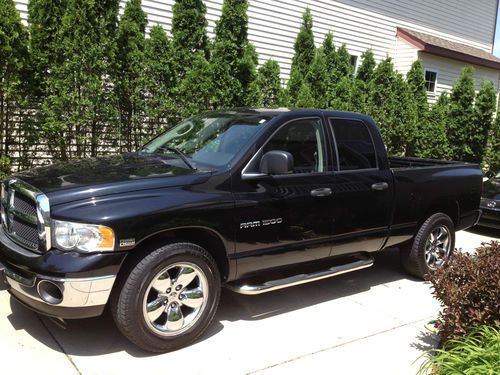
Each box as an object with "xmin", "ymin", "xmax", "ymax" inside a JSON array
[
  {"xmin": 13, "ymin": 0, "xmax": 28, "ymax": 20},
  {"xmin": 419, "ymin": 52, "xmax": 500, "ymax": 104},
  {"xmin": 14, "ymin": 0, "xmax": 498, "ymax": 81},
  {"xmin": 393, "ymin": 38, "xmax": 419, "ymax": 77}
]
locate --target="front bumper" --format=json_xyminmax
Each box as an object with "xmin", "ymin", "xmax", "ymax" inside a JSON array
[
  {"xmin": 0, "ymin": 226, "xmax": 126, "ymax": 319},
  {"xmin": 2, "ymin": 263, "xmax": 114, "ymax": 319}
]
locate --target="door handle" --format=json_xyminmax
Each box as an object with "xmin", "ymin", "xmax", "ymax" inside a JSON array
[
  {"xmin": 310, "ymin": 187, "xmax": 332, "ymax": 197},
  {"xmin": 371, "ymin": 182, "xmax": 389, "ymax": 191}
]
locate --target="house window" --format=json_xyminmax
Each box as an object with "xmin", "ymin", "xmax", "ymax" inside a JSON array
[
  {"xmin": 425, "ymin": 70, "xmax": 437, "ymax": 93},
  {"xmin": 350, "ymin": 55, "xmax": 358, "ymax": 73}
]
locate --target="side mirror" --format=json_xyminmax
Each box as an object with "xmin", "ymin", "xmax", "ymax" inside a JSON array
[{"xmin": 260, "ymin": 150, "xmax": 294, "ymax": 175}]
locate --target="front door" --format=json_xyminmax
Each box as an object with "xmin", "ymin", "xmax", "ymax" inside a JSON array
[{"xmin": 232, "ymin": 117, "xmax": 336, "ymax": 277}]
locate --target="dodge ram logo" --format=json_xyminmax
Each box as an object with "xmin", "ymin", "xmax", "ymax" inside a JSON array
[
  {"xmin": 240, "ymin": 218, "xmax": 283, "ymax": 229},
  {"xmin": 487, "ymin": 200, "xmax": 496, "ymax": 208}
]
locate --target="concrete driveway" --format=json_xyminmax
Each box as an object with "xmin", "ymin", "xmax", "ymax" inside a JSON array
[{"xmin": 1, "ymin": 227, "xmax": 497, "ymax": 375}]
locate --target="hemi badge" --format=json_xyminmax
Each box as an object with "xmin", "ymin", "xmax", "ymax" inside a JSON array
[{"xmin": 120, "ymin": 238, "xmax": 136, "ymax": 247}]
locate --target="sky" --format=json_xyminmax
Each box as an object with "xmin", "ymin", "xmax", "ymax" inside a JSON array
[{"xmin": 494, "ymin": 7, "xmax": 500, "ymax": 56}]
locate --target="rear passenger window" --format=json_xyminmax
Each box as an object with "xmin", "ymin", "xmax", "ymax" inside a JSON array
[{"xmin": 330, "ymin": 119, "xmax": 377, "ymax": 171}]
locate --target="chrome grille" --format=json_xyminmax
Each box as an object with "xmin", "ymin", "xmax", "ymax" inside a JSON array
[
  {"xmin": 13, "ymin": 194, "xmax": 37, "ymax": 217},
  {"xmin": 11, "ymin": 218, "xmax": 39, "ymax": 249},
  {"xmin": 1, "ymin": 178, "xmax": 51, "ymax": 253}
]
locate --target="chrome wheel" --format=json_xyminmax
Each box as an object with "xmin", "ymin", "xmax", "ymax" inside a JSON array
[
  {"xmin": 425, "ymin": 225, "xmax": 451, "ymax": 269},
  {"xmin": 143, "ymin": 262, "xmax": 209, "ymax": 336}
]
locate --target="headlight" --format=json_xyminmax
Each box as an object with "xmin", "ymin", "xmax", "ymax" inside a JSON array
[{"xmin": 53, "ymin": 220, "xmax": 115, "ymax": 252}]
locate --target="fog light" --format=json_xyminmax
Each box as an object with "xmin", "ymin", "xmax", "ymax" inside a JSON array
[{"xmin": 37, "ymin": 280, "xmax": 63, "ymax": 305}]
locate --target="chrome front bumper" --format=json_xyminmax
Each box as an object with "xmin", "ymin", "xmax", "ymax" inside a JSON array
[{"xmin": 2, "ymin": 264, "xmax": 116, "ymax": 308}]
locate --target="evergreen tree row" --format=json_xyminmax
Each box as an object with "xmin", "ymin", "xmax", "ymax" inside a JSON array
[
  {"xmin": 285, "ymin": 8, "xmax": 498, "ymax": 166},
  {"xmin": 0, "ymin": 1, "xmax": 498, "ymax": 173}
]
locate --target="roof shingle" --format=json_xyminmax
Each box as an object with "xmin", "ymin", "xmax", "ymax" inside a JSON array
[{"xmin": 396, "ymin": 27, "xmax": 500, "ymax": 70}]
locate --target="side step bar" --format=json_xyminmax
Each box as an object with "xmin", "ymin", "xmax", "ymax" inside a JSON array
[{"xmin": 227, "ymin": 254, "xmax": 374, "ymax": 295}]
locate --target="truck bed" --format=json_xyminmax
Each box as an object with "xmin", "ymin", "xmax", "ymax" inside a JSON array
[
  {"xmin": 386, "ymin": 156, "xmax": 483, "ymax": 249},
  {"xmin": 388, "ymin": 156, "xmax": 465, "ymax": 169}
]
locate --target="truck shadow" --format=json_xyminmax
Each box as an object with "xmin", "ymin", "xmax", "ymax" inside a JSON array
[
  {"xmin": 7, "ymin": 247, "xmax": 420, "ymax": 357},
  {"xmin": 466, "ymin": 226, "xmax": 499, "ymax": 239}
]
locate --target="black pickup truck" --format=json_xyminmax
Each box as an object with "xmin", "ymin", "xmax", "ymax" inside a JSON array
[{"xmin": 0, "ymin": 109, "xmax": 482, "ymax": 352}]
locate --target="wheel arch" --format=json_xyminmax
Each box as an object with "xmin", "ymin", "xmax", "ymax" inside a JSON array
[
  {"xmin": 121, "ymin": 226, "xmax": 231, "ymax": 282},
  {"xmin": 421, "ymin": 199, "xmax": 459, "ymax": 228}
]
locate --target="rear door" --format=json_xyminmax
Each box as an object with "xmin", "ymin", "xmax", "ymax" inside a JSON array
[{"xmin": 325, "ymin": 117, "xmax": 393, "ymax": 256}]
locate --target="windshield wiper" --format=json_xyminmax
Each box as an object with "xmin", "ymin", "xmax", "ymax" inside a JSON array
[{"xmin": 155, "ymin": 146, "xmax": 196, "ymax": 170}]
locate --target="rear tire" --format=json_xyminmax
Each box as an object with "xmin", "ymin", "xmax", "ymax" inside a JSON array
[
  {"xmin": 111, "ymin": 242, "xmax": 221, "ymax": 353},
  {"xmin": 400, "ymin": 213, "xmax": 455, "ymax": 279}
]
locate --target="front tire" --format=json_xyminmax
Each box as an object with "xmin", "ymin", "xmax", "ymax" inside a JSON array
[
  {"xmin": 400, "ymin": 213, "xmax": 455, "ymax": 279},
  {"xmin": 111, "ymin": 242, "xmax": 221, "ymax": 352}
]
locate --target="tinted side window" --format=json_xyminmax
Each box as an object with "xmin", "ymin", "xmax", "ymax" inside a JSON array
[
  {"xmin": 330, "ymin": 119, "xmax": 377, "ymax": 171},
  {"xmin": 263, "ymin": 118, "xmax": 326, "ymax": 174}
]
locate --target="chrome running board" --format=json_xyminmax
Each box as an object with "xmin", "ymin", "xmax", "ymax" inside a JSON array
[{"xmin": 227, "ymin": 254, "xmax": 374, "ymax": 295}]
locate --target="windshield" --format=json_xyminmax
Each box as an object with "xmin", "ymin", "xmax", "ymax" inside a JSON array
[{"xmin": 141, "ymin": 112, "xmax": 274, "ymax": 168}]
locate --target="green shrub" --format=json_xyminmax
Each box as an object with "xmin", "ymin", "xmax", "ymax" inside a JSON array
[
  {"xmin": 419, "ymin": 325, "xmax": 500, "ymax": 375},
  {"xmin": 426, "ymin": 241, "xmax": 500, "ymax": 342},
  {"xmin": 256, "ymin": 59, "xmax": 284, "ymax": 107},
  {"xmin": 286, "ymin": 7, "xmax": 315, "ymax": 104}
]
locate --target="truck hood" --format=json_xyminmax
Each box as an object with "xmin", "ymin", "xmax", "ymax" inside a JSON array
[
  {"xmin": 482, "ymin": 177, "xmax": 500, "ymax": 200},
  {"xmin": 13, "ymin": 153, "xmax": 212, "ymax": 206}
]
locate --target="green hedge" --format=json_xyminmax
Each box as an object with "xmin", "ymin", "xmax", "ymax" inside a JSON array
[{"xmin": 0, "ymin": 1, "xmax": 498, "ymax": 172}]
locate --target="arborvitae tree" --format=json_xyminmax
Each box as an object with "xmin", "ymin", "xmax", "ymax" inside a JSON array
[
  {"xmin": 256, "ymin": 59, "xmax": 283, "ymax": 107},
  {"xmin": 323, "ymin": 32, "xmax": 336, "ymax": 76},
  {"xmin": 291, "ymin": 7, "xmax": 315, "ymax": 77},
  {"xmin": 211, "ymin": 0, "xmax": 256, "ymax": 108},
  {"xmin": 178, "ymin": 51, "xmax": 212, "ymax": 116},
  {"xmin": 287, "ymin": 7, "xmax": 315, "ymax": 104},
  {"xmin": 144, "ymin": 25, "xmax": 176, "ymax": 135},
  {"xmin": 239, "ymin": 43, "xmax": 260, "ymax": 106},
  {"xmin": 367, "ymin": 58, "xmax": 396, "ymax": 130},
  {"xmin": 171, "ymin": 0, "xmax": 209, "ymax": 77},
  {"xmin": 485, "ymin": 106, "xmax": 500, "ymax": 172},
  {"xmin": 26, "ymin": 0, "xmax": 68, "ymax": 168},
  {"xmin": 115, "ymin": 0, "xmax": 147, "ymax": 152},
  {"xmin": 172, "ymin": 0, "xmax": 209, "ymax": 55},
  {"xmin": 171, "ymin": 0, "xmax": 212, "ymax": 116},
  {"xmin": 342, "ymin": 48, "xmax": 375, "ymax": 113},
  {"xmin": 356, "ymin": 49, "xmax": 376, "ymax": 82},
  {"xmin": 284, "ymin": 68, "xmax": 303, "ymax": 107},
  {"xmin": 305, "ymin": 48, "xmax": 329, "ymax": 108},
  {"xmin": 98, "ymin": 0, "xmax": 121, "ymax": 35},
  {"xmin": 330, "ymin": 76, "xmax": 353, "ymax": 111},
  {"xmin": 322, "ymin": 32, "xmax": 336, "ymax": 106},
  {"xmin": 367, "ymin": 57, "xmax": 414, "ymax": 155},
  {"xmin": 0, "ymin": 0, "xmax": 30, "ymax": 159},
  {"xmin": 335, "ymin": 44, "xmax": 352, "ymax": 79},
  {"xmin": 448, "ymin": 65, "xmax": 476, "ymax": 161},
  {"xmin": 392, "ymin": 73, "xmax": 417, "ymax": 154},
  {"xmin": 350, "ymin": 78, "xmax": 367, "ymax": 113},
  {"xmin": 419, "ymin": 92, "xmax": 452, "ymax": 160},
  {"xmin": 42, "ymin": 0, "xmax": 119, "ymax": 160},
  {"xmin": 472, "ymin": 80, "xmax": 496, "ymax": 163},
  {"xmin": 406, "ymin": 60, "xmax": 428, "ymax": 115},
  {"xmin": 28, "ymin": 0, "xmax": 67, "ymax": 95},
  {"xmin": 94, "ymin": 0, "xmax": 120, "ymax": 152},
  {"xmin": 406, "ymin": 60, "xmax": 429, "ymax": 156},
  {"xmin": 295, "ymin": 82, "xmax": 315, "ymax": 108}
]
